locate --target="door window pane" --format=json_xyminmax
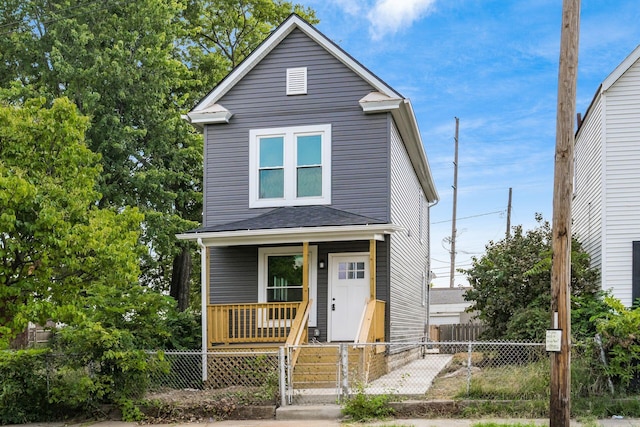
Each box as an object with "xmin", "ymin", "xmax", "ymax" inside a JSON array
[
  {"xmin": 338, "ymin": 261, "xmax": 365, "ymax": 280},
  {"xmin": 267, "ymin": 255, "xmax": 303, "ymax": 302}
]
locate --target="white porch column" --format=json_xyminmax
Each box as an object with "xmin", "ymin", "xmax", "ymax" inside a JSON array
[{"xmin": 197, "ymin": 238, "xmax": 209, "ymax": 382}]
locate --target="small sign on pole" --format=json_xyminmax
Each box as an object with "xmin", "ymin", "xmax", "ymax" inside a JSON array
[{"xmin": 546, "ymin": 329, "xmax": 562, "ymax": 352}]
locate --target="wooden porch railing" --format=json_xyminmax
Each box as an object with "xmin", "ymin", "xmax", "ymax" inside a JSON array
[
  {"xmin": 208, "ymin": 302, "xmax": 301, "ymax": 346},
  {"xmin": 285, "ymin": 299, "xmax": 312, "ymax": 369},
  {"xmin": 354, "ymin": 299, "xmax": 386, "ymax": 383},
  {"xmin": 355, "ymin": 299, "xmax": 385, "ymax": 345}
]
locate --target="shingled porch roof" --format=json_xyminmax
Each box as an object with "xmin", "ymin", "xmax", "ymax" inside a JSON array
[{"xmin": 176, "ymin": 206, "xmax": 401, "ymax": 246}]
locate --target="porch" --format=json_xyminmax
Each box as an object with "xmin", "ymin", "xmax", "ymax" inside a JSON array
[
  {"xmin": 206, "ymin": 299, "xmax": 386, "ymax": 348},
  {"xmin": 205, "ymin": 299, "xmax": 387, "ymax": 388}
]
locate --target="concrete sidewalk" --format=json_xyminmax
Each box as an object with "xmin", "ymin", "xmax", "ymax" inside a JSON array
[{"xmin": 365, "ymin": 354, "xmax": 453, "ymax": 396}]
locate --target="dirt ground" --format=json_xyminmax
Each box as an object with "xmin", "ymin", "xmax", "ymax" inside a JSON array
[{"xmin": 140, "ymin": 387, "xmax": 276, "ymax": 423}]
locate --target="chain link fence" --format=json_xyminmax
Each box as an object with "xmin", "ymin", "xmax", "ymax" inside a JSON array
[
  {"xmin": 146, "ymin": 349, "xmax": 280, "ymax": 392},
  {"xmin": 285, "ymin": 341, "xmax": 547, "ymax": 405},
  {"xmin": 12, "ymin": 343, "xmax": 546, "ymax": 408}
]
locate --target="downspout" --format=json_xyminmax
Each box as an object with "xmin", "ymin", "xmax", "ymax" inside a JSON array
[{"xmin": 197, "ymin": 238, "xmax": 208, "ymax": 382}]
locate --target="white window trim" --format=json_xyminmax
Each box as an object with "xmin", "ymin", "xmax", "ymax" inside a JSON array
[
  {"xmin": 258, "ymin": 246, "xmax": 317, "ymax": 327},
  {"xmin": 249, "ymin": 124, "xmax": 331, "ymax": 208}
]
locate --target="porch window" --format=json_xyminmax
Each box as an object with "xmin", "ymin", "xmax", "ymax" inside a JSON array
[
  {"xmin": 267, "ymin": 255, "xmax": 303, "ymax": 302},
  {"xmin": 249, "ymin": 124, "xmax": 331, "ymax": 208},
  {"xmin": 258, "ymin": 246, "xmax": 317, "ymax": 326}
]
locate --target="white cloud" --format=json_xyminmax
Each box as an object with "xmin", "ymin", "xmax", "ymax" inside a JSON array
[
  {"xmin": 326, "ymin": 0, "xmax": 364, "ymax": 16},
  {"xmin": 367, "ymin": 0, "xmax": 437, "ymax": 40}
]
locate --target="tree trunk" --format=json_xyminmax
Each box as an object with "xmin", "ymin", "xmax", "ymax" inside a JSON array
[{"xmin": 170, "ymin": 246, "xmax": 192, "ymax": 312}]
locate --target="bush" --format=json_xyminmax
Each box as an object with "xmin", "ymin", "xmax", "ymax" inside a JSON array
[
  {"xmin": 342, "ymin": 383, "xmax": 396, "ymax": 421},
  {"xmin": 0, "ymin": 349, "xmax": 50, "ymax": 423},
  {"xmin": 51, "ymin": 321, "xmax": 169, "ymax": 419},
  {"xmin": 595, "ymin": 297, "xmax": 640, "ymax": 393}
]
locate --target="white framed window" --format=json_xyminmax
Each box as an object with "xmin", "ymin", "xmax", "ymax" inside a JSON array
[
  {"xmin": 249, "ymin": 124, "xmax": 331, "ymax": 208},
  {"xmin": 258, "ymin": 246, "xmax": 317, "ymax": 327}
]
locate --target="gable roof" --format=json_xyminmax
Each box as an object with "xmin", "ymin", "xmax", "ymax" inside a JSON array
[
  {"xmin": 602, "ymin": 44, "xmax": 640, "ymax": 91},
  {"xmin": 577, "ymin": 44, "xmax": 640, "ymax": 135},
  {"xmin": 191, "ymin": 14, "xmax": 402, "ymax": 113},
  {"xmin": 186, "ymin": 14, "xmax": 438, "ymax": 203}
]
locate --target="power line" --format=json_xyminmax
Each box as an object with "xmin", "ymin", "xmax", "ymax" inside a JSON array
[{"xmin": 433, "ymin": 209, "xmax": 504, "ymax": 224}]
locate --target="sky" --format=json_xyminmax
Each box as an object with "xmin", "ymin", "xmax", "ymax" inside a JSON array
[{"xmin": 296, "ymin": 0, "xmax": 640, "ymax": 288}]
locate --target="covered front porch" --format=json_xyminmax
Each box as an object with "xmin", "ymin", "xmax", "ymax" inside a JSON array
[
  {"xmin": 176, "ymin": 206, "xmax": 400, "ymax": 350},
  {"xmin": 176, "ymin": 206, "xmax": 399, "ymax": 384}
]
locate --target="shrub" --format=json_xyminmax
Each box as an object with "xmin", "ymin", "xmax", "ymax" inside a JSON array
[
  {"xmin": 342, "ymin": 383, "xmax": 396, "ymax": 422},
  {"xmin": 0, "ymin": 349, "xmax": 50, "ymax": 423},
  {"xmin": 595, "ymin": 297, "xmax": 640, "ymax": 393}
]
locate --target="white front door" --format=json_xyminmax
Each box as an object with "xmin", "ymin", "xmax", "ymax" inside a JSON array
[{"xmin": 328, "ymin": 254, "xmax": 370, "ymax": 341}]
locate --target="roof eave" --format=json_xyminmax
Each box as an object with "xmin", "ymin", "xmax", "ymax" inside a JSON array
[
  {"xmin": 602, "ymin": 44, "xmax": 640, "ymax": 91},
  {"xmin": 393, "ymin": 101, "xmax": 439, "ymax": 202},
  {"xmin": 176, "ymin": 223, "xmax": 402, "ymax": 247},
  {"xmin": 358, "ymin": 94, "xmax": 438, "ymax": 202}
]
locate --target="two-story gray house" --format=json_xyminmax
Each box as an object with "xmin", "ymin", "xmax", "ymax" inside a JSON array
[{"xmin": 178, "ymin": 14, "xmax": 438, "ymax": 366}]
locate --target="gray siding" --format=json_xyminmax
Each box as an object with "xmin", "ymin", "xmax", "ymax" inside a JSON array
[
  {"xmin": 389, "ymin": 120, "xmax": 429, "ymax": 344},
  {"xmin": 203, "ymin": 28, "xmax": 390, "ymax": 227},
  {"xmin": 210, "ymin": 246, "xmax": 259, "ymax": 303}
]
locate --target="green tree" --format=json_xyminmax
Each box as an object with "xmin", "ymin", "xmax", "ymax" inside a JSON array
[
  {"xmin": 0, "ymin": 0, "xmax": 317, "ymax": 312},
  {"xmin": 0, "ymin": 98, "xmax": 145, "ymax": 347},
  {"xmin": 462, "ymin": 214, "xmax": 603, "ymax": 341},
  {"xmin": 183, "ymin": 0, "xmax": 318, "ymax": 97}
]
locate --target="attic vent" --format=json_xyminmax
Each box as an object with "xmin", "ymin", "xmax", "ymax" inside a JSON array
[{"xmin": 286, "ymin": 67, "xmax": 307, "ymax": 95}]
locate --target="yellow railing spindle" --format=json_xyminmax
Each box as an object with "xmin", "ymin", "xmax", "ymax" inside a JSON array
[{"xmin": 207, "ymin": 302, "xmax": 301, "ymax": 347}]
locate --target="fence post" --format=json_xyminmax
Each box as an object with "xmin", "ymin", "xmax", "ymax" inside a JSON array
[
  {"xmin": 466, "ymin": 341, "xmax": 472, "ymax": 396},
  {"xmin": 202, "ymin": 348, "xmax": 208, "ymax": 383},
  {"xmin": 286, "ymin": 346, "xmax": 293, "ymax": 404},
  {"xmin": 279, "ymin": 347, "xmax": 287, "ymax": 407},
  {"xmin": 341, "ymin": 343, "xmax": 349, "ymax": 401}
]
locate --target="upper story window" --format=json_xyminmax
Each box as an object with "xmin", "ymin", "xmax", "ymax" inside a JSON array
[{"xmin": 249, "ymin": 124, "xmax": 331, "ymax": 208}]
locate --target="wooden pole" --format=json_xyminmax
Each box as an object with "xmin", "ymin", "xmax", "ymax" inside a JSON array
[
  {"xmin": 550, "ymin": 1, "xmax": 580, "ymax": 425},
  {"xmin": 449, "ymin": 117, "xmax": 459, "ymax": 288},
  {"xmin": 506, "ymin": 187, "xmax": 512, "ymax": 239}
]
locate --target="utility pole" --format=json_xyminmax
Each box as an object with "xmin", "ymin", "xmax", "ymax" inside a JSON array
[
  {"xmin": 449, "ymin": 117, "xmax": 459, "ymax": 288},
  {"xmin": 550, "ymin": 1, "xmax": 580, "ymax": 426},
  {"xmin": 506, "ymin": 187, "xmax": 512, "ymax": 239}
]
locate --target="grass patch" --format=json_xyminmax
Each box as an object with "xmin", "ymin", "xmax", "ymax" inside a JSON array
[
  {"xmin": 461, "ymin": 400, "xmax": 549, "ymax": 419},
  {"xmin": 464, "ymin": 361, "xmax": 549, "ymax": 400},
  {"xmin": 426, "ymin": 355, "xmax": 549, "ymax": 401},
  {"xmin": 572, "ymin": 397, "xmax": 640, "ymax": 418}
]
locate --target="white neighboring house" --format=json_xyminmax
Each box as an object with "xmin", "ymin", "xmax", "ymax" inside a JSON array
[{"xmin": 573, "ymin": 44, "xmax": 640, "ymax": 307}]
